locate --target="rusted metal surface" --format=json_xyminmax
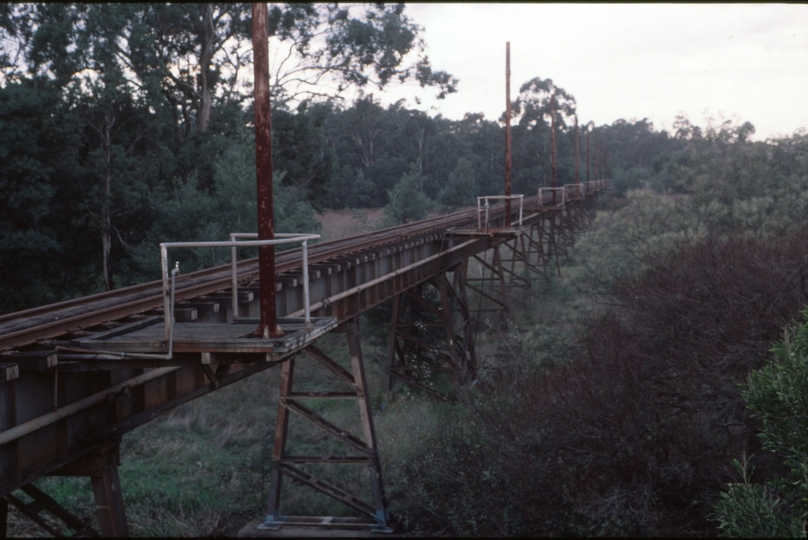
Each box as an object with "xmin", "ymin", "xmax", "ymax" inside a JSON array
[
  {"xmin": 252, "ymin": 2, "xmax": 281, "ymax": 339},
  {"xmin": 3, "ymin": 482, "xmax": 101, "ymax": 537},
  {"xmin": 504, "ymin": 42, "xmax": 512, "ymax": 228},
  {"xmin": 0, "ymin": 209, "xmax": 480, "ymax": 351},
  {"xmin": 586, "ymin": 126, "xmax": 591, "ymax": 182},
  {"xmin": 551, "ymin": 95, "xmax": 557, "ymax": 204},
  {"xmin": 575, "ymin": 116, "xmax": 580, "ymax": 184},
  {"xmin": 386, "ymin": 267, "xmax": 477, "ymax": 400},
  {"xmin": 264, "ymin": 323, "xmax": 389, "ymax": 531},
  {"xmin": 595, "ymin": 138, "xmax": 601, "ymax": 180},
  {"xmin": 0, "ymin": 188, "xmax": 611, "ymax": 351},
  {"xmin": 0, "ymin": 359, "xmax": 284, "ymax": 499}
]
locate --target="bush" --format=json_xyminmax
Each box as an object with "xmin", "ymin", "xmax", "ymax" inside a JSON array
[
  {"xmin": 393, "ymin": 226, "xmax": 808, "ymax": 536},
  {"xmin": 713, "ymin": 309, "xmax": 808, "ymax": 537},
  {"xmin": 438, "ymin": 157, "xmax": 477, "ymax": 209},
  {"xmin": 383, "ymin": 168, "xmax": 432, "ymax": 225},
  {"xmin": 611, "ymin": 165, "xmax": 650, "ymax": 196}
]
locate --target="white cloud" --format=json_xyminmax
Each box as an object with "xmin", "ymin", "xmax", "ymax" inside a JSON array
[{"xmin": 372, "ymin": 3, "xmax": 808, "ymax": 139}]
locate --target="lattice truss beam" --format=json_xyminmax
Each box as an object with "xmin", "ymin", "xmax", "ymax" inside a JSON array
[{"xmin": 385, "ymin": 264, "xmax": 477, "ymax": 402}]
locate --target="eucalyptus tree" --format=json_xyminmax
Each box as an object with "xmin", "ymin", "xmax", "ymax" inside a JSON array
[
  {"xmin": 512, "ymin": 77, "xmax": 577, "ymax": 191},
  {"xmin": 265, "ymin": 3, "xmax": 457, "ymax": 110},
  {"xmin": 0, "ymin": 2, "xmax": 457, "ymax": 297},
  {"xmin": 66, "ymin": 3, "xmax": 457, "ymax": 136}
]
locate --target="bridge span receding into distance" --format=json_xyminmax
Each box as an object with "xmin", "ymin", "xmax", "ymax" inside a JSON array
[{"xmin": 0, "ymin": 180, "xmax": 608, "ymax": 536}]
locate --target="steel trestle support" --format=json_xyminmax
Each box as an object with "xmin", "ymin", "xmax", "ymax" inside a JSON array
[
  {"xmin": 385, "ymin": 264, "xmax": 478, "ymax": 401},
  {"xmin": 262, "ymin": 320, "xmax": 390, "ymax": 532},
  {"xmin": 2, "ymin": 438, "xmax": 127, "ymax": 537}
]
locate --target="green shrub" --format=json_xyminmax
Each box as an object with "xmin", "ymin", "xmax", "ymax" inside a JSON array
[
  {"xmin": 383, "ymin": 167, "xmax": 432, "ymax": 225},
  {"xmin": 713, "ymin": 309, "xmax": 808, "ymax": 537}
]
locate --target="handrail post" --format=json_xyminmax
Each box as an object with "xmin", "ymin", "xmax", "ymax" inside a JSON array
[
  {"xmin": 230, "ymin": 233, "xmax": 239, "ymax": 322},
  {"xmin": 302, "ymin": 239, "xmax": 311, "ymax": 327},
  {"xmin": 168, "ymin": 262, "xmax": 179, "ymax": 358},
  {"xmin": 160, "ymin": 244, "xmax": 171, "ymax": 345},
  {"xmin": 484, "ymin": 200, "xmax": 490, "ymax": 234},
  {"xmin": 518, "ymin": 195, "xmax": 523, "ymax": 226},
  {"xmin": 159, "ymin": 233, "xmax": 320, "ymax": 338}
]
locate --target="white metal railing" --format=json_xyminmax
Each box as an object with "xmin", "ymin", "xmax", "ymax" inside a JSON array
[
  {"xmin": 564, "ymin": 183, "xmax": 584, "ymax": 200},
  {"xmin": 476, "ymin": 194, "xmax": 524, "ymax": 232},
  {"xmin": 538, "ymin": 187, "xmax": 565, "ymax": 207},
  {"xmin": 160, "ymin": 233, "xmax": 320, "ymax": 354}
]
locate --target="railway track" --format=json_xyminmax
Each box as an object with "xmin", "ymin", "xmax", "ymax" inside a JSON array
[
  {"xmin": 0, "ymin": 201, "xmax": 502, "ymax": 351},
  {"xmin": 0, "ymin": 185, "xmax": 599, "ymax": 352}
]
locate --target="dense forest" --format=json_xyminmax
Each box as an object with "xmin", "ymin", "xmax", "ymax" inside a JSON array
[
  {"xmin": 2, "ymin": 3, "xmax": 807, "ymax": 538},
  {"xmin": 0, "ymin": 3, "xmax": 685, "ymax": 314}
]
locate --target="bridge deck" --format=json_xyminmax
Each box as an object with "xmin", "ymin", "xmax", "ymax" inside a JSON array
[
  {"xmin": 65, "ymin": 317, "xmax": 337, "ymax": 355},
  {"xmin": 0, "ymin": 182, "xmax": 609, "ymax": 533}
]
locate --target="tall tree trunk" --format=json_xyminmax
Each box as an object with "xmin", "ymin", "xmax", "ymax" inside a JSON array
[{"xmin": 197, "ymin": 4, "xmax": 215, "ymax": 132}]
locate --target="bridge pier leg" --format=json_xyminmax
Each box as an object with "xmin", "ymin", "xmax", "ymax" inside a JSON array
[
  {"xmin": 558, "ymin": 206, "xmax": 577, "ymax": 256},
  {"xmin": 344, "ymin": 321, "xmax": 388, "ymax": 527},
  {"xmin": 89, "ymin": 450, "xmax": 129, "ymax": 537},
  {"xmin": 498, "ymin": 234, "xmax": 542, "ymax": 292},
  {"xmin": 50, "ymin": 438, "xmax": 129, "ymax": 537},
  {"xmin": 527, "ymin": 221, "xmax": 551, "ymax": 273},
  {"xmin": 438, "ymin": 264, "xmax": 477, "ymax": 387},
  {"xmin": 386, "ymin": 265, "xmax": 478, "ymax": 400},
  {"xmin": 263, "ymin": 319, "xmax": 389, "ymax": 532},
  {"xmin": 548, "ymin": 211, "xmax": 567, "ymax": 272},
  {"xmin": 467, "ymin": 247, "xmax": 510, "ymax": 330},
  {"xmin": 585, "ymin": 191, "xmax": 599, "ymax": 224},
  {"xmin": 0, "ymin": 497, "xmax": 7, "ymax": 537}
]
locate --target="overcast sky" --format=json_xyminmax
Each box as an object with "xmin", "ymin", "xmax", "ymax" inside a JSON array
[{"xmin": 371, "ymin": 3, "xmax": 808, "ymax": 140}]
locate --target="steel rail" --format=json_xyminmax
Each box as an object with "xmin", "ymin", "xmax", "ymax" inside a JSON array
[
  {"xmin": 0, "ymin": 187, "xmax": 607, "ymax": 351},
  {"xmin": 0, "ymin": 206, "xmax": 484, "ymax": 349},
  {"xmin": 0, "ymin": 204, "xmax": 486, "ymax": 325}
]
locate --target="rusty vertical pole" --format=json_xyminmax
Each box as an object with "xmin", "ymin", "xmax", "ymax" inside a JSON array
[
  {"xmin": 599, "ymin": 142, "xmax": 604, "ymax": 180},
  {"xmin": 550, "ymin": 94, "xmax": 557, "ymax": 205},
  {"xmin": 574, "ymin": 116, "xmax": 579, "ymax": 186},
  {"xmin": 594, "ymin": 138, "xmax": 599, "ymax": 180},
  {"xmin": 504, "ymin": 42, "xmax": 512, "ymax": 228},
  {"xmin": 252, "ymin": 2, "xmax": 281, "ymax": 338},
  {"xmin": 586, "ymin": 126, "xmax": 590, "ymax": 183}
]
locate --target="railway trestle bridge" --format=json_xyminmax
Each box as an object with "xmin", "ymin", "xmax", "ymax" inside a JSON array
[{"xmin": 0, "ymin": 180, "xmax": 608, "ymax": 536}]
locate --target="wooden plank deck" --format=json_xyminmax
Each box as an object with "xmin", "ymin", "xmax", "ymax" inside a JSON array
[{"xmin": 71, "ymin": 317, "xmax": 338, "ymax": 354}]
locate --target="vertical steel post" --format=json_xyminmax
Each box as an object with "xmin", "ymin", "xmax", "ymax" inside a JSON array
[
  {"xmin": 551, "ymin": 94, "xmax": 557, "ymax": 205},
  {"xmin": 586, "ymin": 126, "xmax": 590, "ymax": 182},
  {"xmin": 504, "ymin": 42, "xmax": 512, "ymax": 228},
  {"xmin": 0, "ymin": 498, "xmax": 7, "ymax": 537},
  {"xmin": 574, "ymin": 116, "xmax": 580, "ymax": 186},
  {"xmin": 265, "ymin": 355, "xmax": 294, "ymax": 524},
  {"xmin": 252, "ymin": 2, "xmax": 281, "ymax": 338},
  {"xmin": 594, "ymin": 138, "xmax": 599, "ymax": 180},
  {"xmin": 345, "ymin": 321, "xmax": 388, "ymax": 528},
  {"xmin": 301, "ymin": 239, "xmax": 311, "ymax": 326},
  {"xmin": 230, "ymin": 234, "xmax": 239, "ymax": 322}
]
